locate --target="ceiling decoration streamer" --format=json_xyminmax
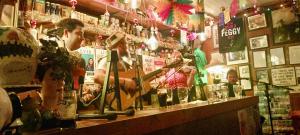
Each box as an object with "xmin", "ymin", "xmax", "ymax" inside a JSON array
[{"xmin": 157, "ymin": 0, "xmax": 194, "ymax": 25}]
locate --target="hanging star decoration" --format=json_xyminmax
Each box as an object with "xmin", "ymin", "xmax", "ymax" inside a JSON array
[{"xmin": 157, "ymin": 0, "xmax": 194, "ymax": 25}]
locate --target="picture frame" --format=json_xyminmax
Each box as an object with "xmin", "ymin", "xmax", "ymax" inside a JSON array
[
  {"xmin": 272, "ymin": 7, "xmax": 300, "ymax": 44},
  {"xmin": 240, "ymin": 80, "xmax": 252, "ymax": 90},
  {"xmin": 208, "ymin": 52, "xmax": 225, "ymax": 66},
  {"xmin": 249, "ymin": 35, "xmax": 268, "ymax": 49},
  {"xmin": 271, "ymin": 67, "xmax": 296, "ymax": 86},
  {"xmin": 289, "ymin": 45, "xmax": 300, "ymax": 64},
  {"xmin": 247, "ymin": 13, "xmax": 267, "ymax": 30},
  {"xmin": 270, "ymin": 47, "xmax": 285, "ymax": 66},
  {"xmin": 256, "ymin": 69, "xmax": 269, "ymax": 83},
  {"xmin": 253, "ymin": 51, "xmax": 267, "ymax": 68},
  {"xmin": 226, "ymin": 48, "xmax": 249, "ymax": 65},
  {"xmin": 238, "ymin": 65, "xmax": 250, "ymax": 78}
]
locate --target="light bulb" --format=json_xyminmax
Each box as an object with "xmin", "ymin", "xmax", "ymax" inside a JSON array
[{"xmin": 199, "ymin": 32, "xmax": 207, "ymax": 41}]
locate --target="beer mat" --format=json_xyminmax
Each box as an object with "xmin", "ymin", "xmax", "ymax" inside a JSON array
[{"xmin": 2, "ymin": 84, "xmax": 42, "ymax": 93}]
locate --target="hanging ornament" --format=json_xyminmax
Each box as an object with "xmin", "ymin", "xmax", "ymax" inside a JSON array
[
  {"xmin": 186, "ymin": 32, "xmax": 197, "ymax": 41},
  {"xmin": 69, "ymin": 0, "xmax": 77, "ymax": 9},
  {"xmin": 146, "ymin": 26, "xmax": 158, "ymax": 50},
  {"xmin": 157, "ymin": 0, "xmax": 194, "ymax": 25},
  {"xmin": 230, "ymin": 0, "xmax": 239, "ymax": 18},
  {"xmin": 219, "ymin": 7, "xmax": 225, "ymax": 26}
]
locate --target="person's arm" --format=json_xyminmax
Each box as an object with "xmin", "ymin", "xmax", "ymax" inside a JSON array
[{"xmin": 187, "ymin": 69, "xmax": 196, "ymax": 87}]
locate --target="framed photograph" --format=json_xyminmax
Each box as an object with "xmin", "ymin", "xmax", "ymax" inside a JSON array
[
  {"xmin": 270, "ymin": 48, "xmax": 285, "ymax": 66},
  {"xmin": 256, "ymin": 69, "xmax": 269, "ymax": 83},
  {"xmin": 226, "ymin": 48, "xmax": 249, "ymax": 65},
  {"xmin": 253, "ymin": 51, "xmax": 267, "ymax": 68},
  {"xmin": 241, "ymin": 80, "xmax": 252, "ymax": 90},
  {"xmin": 247, "ymin": 13, "xmax": 267, "ymax": 30},
  {"xmin": 208, "ymin": 52, "xmax": 225, "ymax": 65},
  {"xmin": 272, "ymin": 7, "xmax": 300, "ymax": 44},
  {"xmin": 249, "ymin": 35, "xmax": 268, "ymax": 49},
  {"xmin": 289, "ymin": 45, "xmax": 300, "ymax": 64},
  {"xmin": 271, "ymin": 67, "xmax": 296, "ymax": 86},
  {"xmin": 239, "ymin": 65, "xmax": 250, "ymax": 78}
]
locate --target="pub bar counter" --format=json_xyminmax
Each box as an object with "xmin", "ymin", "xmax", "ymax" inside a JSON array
[{"xmin": 38, "ymin": 96, "xmax": 260, "ymax": 135}]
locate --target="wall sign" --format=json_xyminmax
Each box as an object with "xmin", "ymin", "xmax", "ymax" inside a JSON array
[
  {"xmin": 218, "ymin": 17, "xmax": 245, "ymax": 53},
  {"xmin": 271, "ymin": 67, "xmax": 296, "ymax": 86}
]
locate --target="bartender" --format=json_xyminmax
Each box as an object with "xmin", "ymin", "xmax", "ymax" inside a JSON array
[{"xmin": 226, "ymin": 69, "xmax": 238, "ymax": 97}]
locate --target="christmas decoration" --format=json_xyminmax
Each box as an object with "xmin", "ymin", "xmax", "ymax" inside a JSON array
[
  {"xmin": 157, "ymin": 0, "xmax": 194, "ymax": 25},
  {"xmin": 230, "ymin": 0, "xmax": 239, "ymax": 17}
]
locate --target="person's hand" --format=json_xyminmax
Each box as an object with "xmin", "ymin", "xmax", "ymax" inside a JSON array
[{"xmin": 190, "ymin": 69, "xmax": 196, "ymax": 76}]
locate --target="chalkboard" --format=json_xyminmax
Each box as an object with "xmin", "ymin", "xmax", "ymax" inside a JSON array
[{"xmin": 271, "ymin": 67, "xmax": 296, "ymax": 86}]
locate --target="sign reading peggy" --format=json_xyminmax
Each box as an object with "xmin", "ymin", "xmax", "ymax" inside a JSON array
[{"xmin": 218, "ymin": 18, "xmax": 245, "ymax": 53}]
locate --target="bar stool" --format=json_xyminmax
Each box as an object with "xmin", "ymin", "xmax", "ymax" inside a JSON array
[{"xmin": 289, "ymin": 92, "xmax": 300, "ymax": 135}]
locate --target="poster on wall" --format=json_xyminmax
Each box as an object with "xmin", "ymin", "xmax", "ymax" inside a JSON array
[
  {"xmin": 78, "ymin": 47, "xmax": 96, "ymax": 84},
  {"xmin": 142, "ymin": 55, "xmax": 155, "ymax": 74},
  {"xmin": 272, "ymin": 7, "xmax": 300, "ymax": 44},
  {"xmin": 271, "ymin": 67, "xmax": 296, "ymax": 86},
  {"xmin": 218, "ymin": 17, "xmax": 245, "ymax": 53}
]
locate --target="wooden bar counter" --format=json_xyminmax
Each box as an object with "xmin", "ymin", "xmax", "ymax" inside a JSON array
[{"xmin": 39, "ymin": 96, "xmax": 259, "ymax": 135}]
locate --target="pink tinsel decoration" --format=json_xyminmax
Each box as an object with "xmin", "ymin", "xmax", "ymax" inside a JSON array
[
  {"xmin": 186, "ymin": 32, "xmax": 197, "ymax": 41},
  {"xmin": 230, "ymin": 0, "xmax": 239, "ymax": 17}
]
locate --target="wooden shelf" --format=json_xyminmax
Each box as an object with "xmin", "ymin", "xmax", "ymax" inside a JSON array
[{"xmin": 48, "ymin": 0, "xmax": 180, "ymax": 36}]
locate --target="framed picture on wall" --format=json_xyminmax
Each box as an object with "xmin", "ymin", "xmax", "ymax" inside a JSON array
[
  {"xmin": 271, "ymin": 67, "xmax": 296, "ymax": 86},
  {"xmin": 226, "ymin": 48, "xmax": 249, "ymax": 65},
  {"xmin": 256, "ymin": 69, "xmax": 269, "ymax": 83},
  {"xmin": 272, "ymin": 7, "xmax": 300, "ymax": 44},
  {"xmin": 289, "ymin": 45, "xmax": 300, "ymax": 64},
  {"xmin": 247, "ymin": 13, "xmax": 267, "ymax": 30},
  {"xmin": 239, "ymin": 65, "xmax": 250, "ymax": 78},
  {"xmin": 249, "ymin": 35, "xmax": 268, "ymax": 49},
  {"xmin": 270, "ymin": 48, "xmax": 285, "ymax": 66},
  {"xmin": 253, "ymin": 51, "xmax": 267, "ymax": 68}
]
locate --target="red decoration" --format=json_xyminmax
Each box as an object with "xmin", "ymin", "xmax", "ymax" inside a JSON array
[
  {"xmin": 230, "ymin": 0, "xmax": 239, "ymax": 17},
  {"xmin": 157, "ymin": 0, "xmax": 194, "ymax": 25}
]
